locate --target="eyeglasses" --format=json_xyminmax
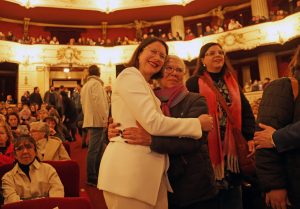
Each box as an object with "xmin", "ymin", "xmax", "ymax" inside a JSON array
[
  {"xmin": 145, "ymin": 47, "xmax": 167, "ymax": 60},
  {"xmin": 164, "ymin": 65, "xmax": 185, "ymax": 74},
  {"xmin": 15, "ymin": 143, "xmax": 34, "ymax": 152},
  {"xmin": 205, "ymin": 50, "xmax": 225, "ymax": 57}
]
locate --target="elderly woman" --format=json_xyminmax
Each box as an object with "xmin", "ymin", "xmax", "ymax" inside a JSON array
[
  {"xmin": 99, "ymin": 37, "xmax": 213, "ymax": 209},
  {"xmin": 186, "ymin": 42, "xmax": 255, "ymax": 209},
  {"xmin": 29, "ymin": 121, "xmax": 70, "ymax": 161},
  {"xmin": 2, "ymin": 135, "xmax": 64, "ymax": 204},
  {"xmin": 0, "ymin": 121, "xmax": 14, "ymax": 165}
]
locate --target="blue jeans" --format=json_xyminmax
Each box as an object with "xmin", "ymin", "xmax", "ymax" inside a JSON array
[
  {"xmin": 218, "ymin": 186, "xmax": 243, "ymax": 209},
  {"xmin": 86, "ymin": 127, "xmax": 106, "ymax": 184}
]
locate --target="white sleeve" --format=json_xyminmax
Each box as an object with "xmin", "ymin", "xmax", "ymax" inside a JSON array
[{"xmin": 115, "ymin": 68, "xmax": 202, "ymax": 139}]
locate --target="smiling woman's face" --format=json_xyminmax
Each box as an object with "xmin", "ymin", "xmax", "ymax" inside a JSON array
[
  {"xmin": 202, "ymin": 45, "xmax": 225, "ymax": 73},
  {"xmin": 138, "ymin": 41, "xmax": 167, "ymax": 81}
]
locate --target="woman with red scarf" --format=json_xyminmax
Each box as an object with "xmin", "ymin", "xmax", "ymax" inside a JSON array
[{"xmin": 186, "ymin": 42, "xmax": 255, "ymax": 209}]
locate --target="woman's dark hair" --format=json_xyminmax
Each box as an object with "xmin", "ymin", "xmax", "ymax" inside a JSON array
[
  {"xmin": 289, "ymin": 45, "xmax": 300, "ymax": 79},
  {"xmin": 6, "ymin": 112, "xmax": 20, "ymax": 127},
  {"xmin": 125, "ymin": 37, "xmax": 169, "ymax": 79},
  {"xmin": 193, "ymin": 42, "xmax": 233, "ymax": 75},
  {"xmin": 14, "ymin": 135, "xmax": 37, "ymax": 154}
]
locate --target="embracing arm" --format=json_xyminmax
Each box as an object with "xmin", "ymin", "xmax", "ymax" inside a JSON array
[
  {"xmin": 116, "ymin": 68, "xmax": 202, "ymax": 138},
  {"xmin": 151, "ymin": 94, "xmax": 208, "ymax": 154},
  {"xmin": 273, "ymin": 120, "xmax": 300, "ymax": 152}
]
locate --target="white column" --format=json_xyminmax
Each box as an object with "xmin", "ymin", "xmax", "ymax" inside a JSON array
[
  {"xmin": 258, "ymin": 52, "xmax": 278, "ymax": 80},
  {"xmin": 242, "ymin": 65, "xmax": 251, "ymax": 85},
  {"xmin": 18, "ymin": 64, "xmax": 36, "ymax": 102},
  {"xmin": 99, "ymin": 64, "xmax": 116, "ymax": 87},
  {"xmin": 251, "ymin": 0, "xmax": 269, "ymax": 18},
  {"xmin": 171, "ymin": 15, "xmax": 185, "ymax": 40}
]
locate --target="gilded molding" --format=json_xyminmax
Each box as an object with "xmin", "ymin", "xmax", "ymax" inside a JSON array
[{"xmin": 0, "ymin": 12, "xmax": 300, "ymax": 66}]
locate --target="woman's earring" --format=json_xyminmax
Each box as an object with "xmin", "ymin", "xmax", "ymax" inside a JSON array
[{"xmin": 203, "ymin": 63, "xmax": 206, "ymax": 67}]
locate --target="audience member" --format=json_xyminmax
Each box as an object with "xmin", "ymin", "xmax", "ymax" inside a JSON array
[
  {"xmin": 6, "ymin": 112, "xmax": 29, "ymax": 138},
  {"xmin": 29, "ymin": 87, "xmax": 43, "ymax": 109},
  {"xmin": 0, "ymin": 121, "xmax": 14, "ymax": 165},
  {"xmin": 21, "ymin": 91, "xmax": 30, "ymax": 106},
  {"xmin": 2, "ymin": 135, "xmax": 64, "ymax": 204},
  {"xmin": 29, "ymin": 121, "xmax": 70, "ymax": 161}
]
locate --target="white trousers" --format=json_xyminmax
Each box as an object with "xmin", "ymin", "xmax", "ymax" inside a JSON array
[{"xmin": 103, "ymin": 176, "xmax": 168, "ymax": 209}]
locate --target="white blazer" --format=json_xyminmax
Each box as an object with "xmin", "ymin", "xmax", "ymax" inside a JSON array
[{"xmin": 98, "ymin": 67, "xmax": 202, "ymax": 206}]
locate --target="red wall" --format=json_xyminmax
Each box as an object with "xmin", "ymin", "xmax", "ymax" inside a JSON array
[
  {"xmin": 80, "ymin": 28, "xmax": 102, "ymax": 40},
  {"xmin": 0, "ymin": 21, "xmax": 23, "ymax": 39},
  {"xmin": 28, "ymin": 25, "xmax": 50, "ymax": 38},
  {"xmin": 277, "ymin": 61, "xmax": 290, "ymax": 77},
  {"xmin": 106, "ymin": 28, "xmax": 136, "ymax": 41}
]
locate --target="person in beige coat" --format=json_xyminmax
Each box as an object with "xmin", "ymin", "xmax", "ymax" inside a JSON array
[
  {"xmin": 98, "ymin": 37, "xmax": 213, "ymax": 209},
  {"xmin": 2, "ymin": 135, "xmax": 64, "ymax": 204},
  {"xmin": 29, "ymin": 121, "xmax": 70, "ymax": 161},
  {"xmin": 81, "ymin": 65, "xmax": 109, "ymax": 186}
]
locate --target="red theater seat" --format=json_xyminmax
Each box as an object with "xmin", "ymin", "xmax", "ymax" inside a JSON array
[
  {"xmin": 44, "ymin": 160, "xmax": 80, "ymax": 197},
  {"xmin": 1, "ymin": 197, "xmax": 92, "ymax": 209}
]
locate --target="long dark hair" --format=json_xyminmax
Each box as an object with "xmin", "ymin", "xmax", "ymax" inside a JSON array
[
  {"xmin": 125, "ymin": 37, "xmax": 169, "ymax": 79},
  {"xmin": 193, "ymin": 42, "xmax": 233, "ymax": 75}
]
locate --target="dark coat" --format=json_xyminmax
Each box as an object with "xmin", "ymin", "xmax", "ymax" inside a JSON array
[
  {"xmin": 150, "ymin": 92, "xmax": 218, "ymax": 207},
  {"xmin": 256, "ymin": 77, "xmax": 300, "ymax": 208},
  {"xmin": 29, "ymin": 92, "xmax": 43, "ymax": 107}
]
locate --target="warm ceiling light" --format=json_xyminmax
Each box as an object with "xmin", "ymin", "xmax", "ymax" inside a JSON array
[
  {"xmin": 63, "ymin": 68, "xmax": 70, "ymax": 73},
  {"xmin": 6, "ymin": 0, "xmax": 195, "ymax": 12}
]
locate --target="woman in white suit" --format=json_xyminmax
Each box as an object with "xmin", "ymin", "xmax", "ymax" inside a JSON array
[{"xmin": 98, "ymin": 37, "xmax": 213, "ymax": 209}]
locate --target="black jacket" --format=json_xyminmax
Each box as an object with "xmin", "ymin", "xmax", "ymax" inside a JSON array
[
  {"xmin": 256, "ymin": 77, "xmax": 300, "ymax": 208},
  {"xmin": 150, "ymin": 92, "xmax": 218, "ymax": 207}
]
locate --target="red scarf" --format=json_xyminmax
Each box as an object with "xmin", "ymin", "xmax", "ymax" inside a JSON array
[
  {"xmin": 154, "ymin": 85, "xmax": 188, "ymax": 116},
  {"xmin": 199, "ymin": 71, "xmax": 241, "ymax": 180}
]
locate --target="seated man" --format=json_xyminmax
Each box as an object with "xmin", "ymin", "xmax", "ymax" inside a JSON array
[{"xmin": 2, "ymin": 135, "xmax": 64, "ymax": 204}]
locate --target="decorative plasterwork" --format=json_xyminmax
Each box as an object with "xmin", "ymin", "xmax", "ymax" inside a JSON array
[
  {"xmin": 0, "ymin": 12, "xmax": 300, "ymax": 65},
  {"xmin": 6, "ymin": 0, "xmax": 194, "ymax": 13},
  {"xmin": 56, "ymin": 46, "xmax": 81, "ymax": 64}
]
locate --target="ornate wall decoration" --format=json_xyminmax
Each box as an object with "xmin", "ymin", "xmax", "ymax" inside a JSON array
[
  {"xmin": 0, "ymin": 12, "xmax": 300, "ymax": 66},
  {"xmin": 56, "ymin": 46, "xmax": 81, "ymax": 65},
  {"xmin": 217, "ymin": 32, "xmax": 245, "ymax": 47}
]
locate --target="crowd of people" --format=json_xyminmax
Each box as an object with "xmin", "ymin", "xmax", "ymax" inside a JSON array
[
  {"xmin": 0, "ymin": 32, "xmax": 300, "ymax": 209},
  {"xmin": 0, "ymin": 4, "xmax": 298, "ymax": 47}
]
